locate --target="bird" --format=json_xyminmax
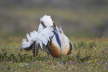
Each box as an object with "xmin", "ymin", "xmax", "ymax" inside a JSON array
[
  {"xmin": 37, "ymin": 15, "xmax": 73, "ymax": 57},
  {"xmin": 21, "ymin": 15, "xmax": 73, "ymax": 57}
]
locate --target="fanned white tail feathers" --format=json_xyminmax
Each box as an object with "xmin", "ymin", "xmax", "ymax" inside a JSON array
[
  {"xmin": 21, "ymin": 31, "xmax": 37, "ymax": 49},
  {"xmin": 21, "ymin": 27, "xmax": 54, "ymax": 49},
  {"xmin": 21, "ymin": 38, "xmax": 32, "ymax": 49}
]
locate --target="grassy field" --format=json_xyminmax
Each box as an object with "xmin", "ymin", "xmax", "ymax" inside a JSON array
[{"xmin": 0, "ymin": 33, "xmax": 108, "ymax": 72}]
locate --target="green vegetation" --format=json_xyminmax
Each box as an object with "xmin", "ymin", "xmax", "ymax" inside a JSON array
[
  {"xmin": 0, "ymin": 34, "xmax": 108, "ymax": 72},
  {"xmin": 0, "ymin": 0, "xmax": 108, "ymax": 72}
]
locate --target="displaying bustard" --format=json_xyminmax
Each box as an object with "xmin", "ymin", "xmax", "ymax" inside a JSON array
[{"xmin": 21, "ymin": 15, "xmax": 73, "ymax": 57}]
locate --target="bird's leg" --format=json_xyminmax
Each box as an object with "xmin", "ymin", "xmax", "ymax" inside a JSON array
[
  {"xmin": 32, "ymin": 42, "xmax": 36, "ymax": 57},
  {"xmin": 46, "ymin": 41, "xmax": 51, "ymax": 58},
  {"xmin": 35, "ymin": 43, "xmax": 39, "ymax": 56}
]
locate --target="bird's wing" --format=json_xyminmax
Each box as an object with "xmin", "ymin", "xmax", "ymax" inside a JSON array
[
  {"xmin": 29, "ymin": 30, "xmax": 38, "ymax": 41},
  {"xmin": 38, "ymin": 24, "xmax": 44, "ymax": 32},
  {"xmin": 56, "ymin": 26, "xmax": 70, "ymax": 49},
  {"xmin": 37, "ymin": 27, "xmax": 54, "ymax": 46},
  {"xmin": 21, "ymin": 30, "xmax": 38, "ymax": 49},
  {"xmin": 61, "ymin": 32, "xmax": 70, "ymax": 49},
  {"xmin": 21, "ymin": 38, "xmax": 33, "ymax": 49}
]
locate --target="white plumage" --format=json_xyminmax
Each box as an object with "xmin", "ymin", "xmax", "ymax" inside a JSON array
[
  {"xmin": 21, "ymin": 26, "xmax": 54, "ymax": 49},
  {"xmin": 40, "ymin": 15, "xmax": 54, "ymax": 27},
  {"xmin": 58, "ymin": 26, "xmax": 72, "ymax": 55},
  {"xmin": 21, "ymin": 14, "xmax": 72, "ymax": 57},
  {"xmin": 38, "ymin": 15, "xmax": 54, "ymax": 32}
]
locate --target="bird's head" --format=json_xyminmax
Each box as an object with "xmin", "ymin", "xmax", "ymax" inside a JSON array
[{"xmin": 40, "ymin": 15, "xmax": 55, "ymax": 27}]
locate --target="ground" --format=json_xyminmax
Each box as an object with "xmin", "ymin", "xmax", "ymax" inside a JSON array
[{"xmin": 0, "ymin": 33, "xmax": 108, "ymax": 72}]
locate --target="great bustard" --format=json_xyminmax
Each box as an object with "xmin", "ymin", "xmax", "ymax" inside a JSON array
[{"xmin": 21, "ymin": 15, "xmax": 73, "ymax": 57}]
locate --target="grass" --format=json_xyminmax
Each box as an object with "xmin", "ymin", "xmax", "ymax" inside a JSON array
[{"xmin": 0, "ymin": 33, "xmax": 108, "ymax": 72}]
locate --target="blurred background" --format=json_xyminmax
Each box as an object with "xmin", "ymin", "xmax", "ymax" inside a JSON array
[{"xmin": 0, "ymin": 0, "xmax": 108, "ymax": 38}]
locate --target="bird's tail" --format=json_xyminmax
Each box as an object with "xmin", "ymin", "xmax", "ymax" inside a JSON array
[{"xmin": 21, "ymin": 31, "xmax": 38, "ymax": 50}]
